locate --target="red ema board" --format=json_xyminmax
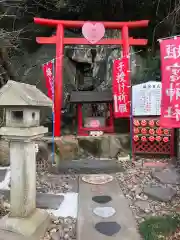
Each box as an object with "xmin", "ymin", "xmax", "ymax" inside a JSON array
[{"xmin": 132, "ymin": 117, "xmax": 174, "ymax": 157}]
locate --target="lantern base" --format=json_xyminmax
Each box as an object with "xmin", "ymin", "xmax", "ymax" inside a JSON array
[{"xmin": 0, "ymin": 209, "xmax": 50, "ymax": 240}]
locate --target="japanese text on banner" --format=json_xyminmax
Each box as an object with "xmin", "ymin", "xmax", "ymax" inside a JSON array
[
  {"xmin": 112, "ymin": 58, "xmax": 130, "ymax": 118},
  {"xmin": 160, "ymin": 37, "xmax": 180, "ymax": 128}
]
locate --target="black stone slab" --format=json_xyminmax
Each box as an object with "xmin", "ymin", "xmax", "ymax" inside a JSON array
[
  {"xmin": 36, "ymin": 193, "xmax": 64, "ymax": 209},
  {"xmin": 92, "ymin": 195, "xmax": 112, "ymax": 204},
  {"xmin": 70, "ymin": 91, "xmax": 113, "ymax": 103},
  {"xmin": 95, "ymin": 222, "xmax": 121, "ymax": 236},
  {"xmin": 50, "ymin": 159, "xmax": 124, "ymax": 174},
  {"xmin": 0, "ymin": 169, "xmax": 7, "ymax": 182},
  {"xmin": 0, "ymin": 189, "xmax": 64, "ymax": 210}
]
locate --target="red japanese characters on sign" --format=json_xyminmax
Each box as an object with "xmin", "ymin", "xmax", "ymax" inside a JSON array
[
  {"xmin": 112, "ymin": 58, "xmax": 130, "ymax": 118},
  {"xmin": 42, "ymin": 60, "xmax": 54, "ymax": 100},
  {"xmin": 160, "ymin": 37, "xmax": 180, "ymax": 128}
]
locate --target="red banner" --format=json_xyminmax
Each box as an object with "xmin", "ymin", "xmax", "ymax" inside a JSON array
[
  {"xmin": 112, "ymin": 58, "xmax": 130, "ymax": 118},
  {"xmin": 160, "ymin": 37, "xmax": 180, "ymax": 128},
  {"xmin": 42, "ymin": 60, "xmax": 54, "ymax": 99}
]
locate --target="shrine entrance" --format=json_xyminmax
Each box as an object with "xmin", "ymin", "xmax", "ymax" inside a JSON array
[{"xmin": 34, "ymin": 18, "xmax": 149, "ymax": 137}]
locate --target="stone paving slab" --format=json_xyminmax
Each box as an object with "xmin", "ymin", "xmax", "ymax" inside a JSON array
[
  {"xmin": 50, "ymin": 159, "xmax": 124, "ymax": 174},
  {"xmin": 77, "ymin": 176, "xmax": 140, "ymax": 240},
  {"xmin": 152, "ymin": 167, "xmax": 180, "ymax": 185},
  {"xmin": 0, "ymin": 189, "xmax": 64, "ymax": 210},
  {"xmin": 0, "ymin": 169, "xmax": 7, "ymax": 182},
  {"xmin": 143, "ymin": 185, "xmax": 176, "ymax": 202}
]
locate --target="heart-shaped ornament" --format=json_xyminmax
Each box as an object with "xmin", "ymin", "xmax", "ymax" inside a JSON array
[
  {"xmin": 95, "ymin": 222, "xmax": 121, "ymax": 236},
  {"xmin": 82, "ymin": 22, "xmax": 105, "ymax": 44},
  {"xmin": 93, "ymin": 207, "xmax": 116, "ymax": 218}
]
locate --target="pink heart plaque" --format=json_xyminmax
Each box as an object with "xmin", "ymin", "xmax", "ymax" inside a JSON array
[{"xmin": 82, "ymin": 22, "xmax": 105, "ymax": 44}]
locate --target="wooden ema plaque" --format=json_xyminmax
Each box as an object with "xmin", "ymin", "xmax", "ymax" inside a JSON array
[{"xmin": 132, "ymin": 117, "xmax": 174, "ymax": 157}]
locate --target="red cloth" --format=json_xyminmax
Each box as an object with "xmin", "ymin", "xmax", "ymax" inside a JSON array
[
  {"xmin": 42, "ymin": 60, "xmax": 54, "ymax": 99},
  {"xmin": 160, "ymin": 37, "xmax": 180, "ymax": 128},
  {"xmin": 112, "ymin": 57, "xmax": 130, "ymax": 118}
]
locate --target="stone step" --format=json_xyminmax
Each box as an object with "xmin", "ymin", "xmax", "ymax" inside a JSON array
[
  {"xmin": 77, "ymin": 175, "xmax": 140, "ymax": 240},
  {"xmin": 0, "ymin": 189, "xmax": 64, "ymax": 210},
  {"xmin": 50, "ymin": 159, "xmax": 124, "ymax": 174}
]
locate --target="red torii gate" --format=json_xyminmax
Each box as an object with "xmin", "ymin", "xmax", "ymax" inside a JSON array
[{"xmin": 34, "ymin": 17, "xmax": 149, "ymax": 137}]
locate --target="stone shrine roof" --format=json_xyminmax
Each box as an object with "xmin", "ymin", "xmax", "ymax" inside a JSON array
[{"xmin": 0, "ymin": 80, "xmax": 52, "ymax": 107}]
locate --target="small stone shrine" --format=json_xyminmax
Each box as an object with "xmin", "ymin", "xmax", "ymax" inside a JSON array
[{"xmin": 0, "ymin": 81, "xmax": 52, "ymax": 239}]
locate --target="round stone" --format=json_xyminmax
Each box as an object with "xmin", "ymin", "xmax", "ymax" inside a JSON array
[
  {"xmin": 82, "ymin": 174, "xmax": 113, "ymax": 185},
  {"xmin": 93, "ymin": 207, "xmax": 116, "ymax": 218},
  {"xmin": 92, "ymin": 195, "xmax": 112, "ymax": 204},
  {"xmin": 95, "ymin": 222, "xmax": 121, "ymax": 236}
]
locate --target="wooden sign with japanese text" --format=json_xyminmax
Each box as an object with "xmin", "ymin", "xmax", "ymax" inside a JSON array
[
  {"xmin": 132, "ymin": 81, "xmax": 161, "ymax": 116},
  {"xmin": 112, "ymin": 58, "xmax": 130, "ymax": 118},
  {"xmin": 160, "ymin": 37, "xmax": 180, "ymax": 128}
]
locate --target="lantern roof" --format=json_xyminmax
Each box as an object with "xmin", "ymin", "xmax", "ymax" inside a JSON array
[{"xmin": 0, "ymin": 80, "xmax": 52, "ymax": 107}]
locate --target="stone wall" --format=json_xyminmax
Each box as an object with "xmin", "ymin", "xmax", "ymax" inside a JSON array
[{"xmin": 36, "ymin": 134, "xmax": 130, "ymax": 166}]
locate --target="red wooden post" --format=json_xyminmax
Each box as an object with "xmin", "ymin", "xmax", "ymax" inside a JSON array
[
  {"xmin": 109, "ymin": 103, "xmax": 114, "ymax": 130},
  {"xmin": 170, "ymin": 129, "xmax": 175, "ymax": 158},
  {"xmin": 122, "ymin": 26, "xmax": 129, "ymax": 57},
  {"xmin": 121, "ymin": 26, "xmax": 135, "ymax": 160},
  {"xmin": 55, "ymin": 24, "xmax": 64, "ymax": 136},
  {"xmin": 77, "ymin": 104, "xmax": 83, "ymax": 135}
]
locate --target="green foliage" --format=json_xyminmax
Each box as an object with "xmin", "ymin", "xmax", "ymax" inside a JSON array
[{"xmin": 139, "ymin": 214, "xmax": 180, "ymax": 240}]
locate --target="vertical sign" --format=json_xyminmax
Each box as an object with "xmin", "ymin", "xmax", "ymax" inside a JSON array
[
  {"xmin": 132, "ymin": 81, "xmax": 161, "ymax": 116},
  {"xmin": 160, "ymin": 37, "xmax": 180, "ymax": 127},
  {"xmin": 42, "ymin": 60, "xmax": 54, "ymax": 100},
  {"xmin": 112, "ymin": 57, "xmax": 130, "ymax": 118}
]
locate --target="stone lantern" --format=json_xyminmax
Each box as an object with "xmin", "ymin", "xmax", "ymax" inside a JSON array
[{"xmin": 0, "ymin": 81, "xmax": 52, "ymax": 239}]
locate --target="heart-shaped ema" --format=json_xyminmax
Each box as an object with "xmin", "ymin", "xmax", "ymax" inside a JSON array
[
  {"xmin": 95, "ymin": 222, "xmax": 121, "ymax": 236},
  {"xmin": 82, "ymin": 22, "xmax": 105, "ymax": 44},
  {"xmin": 92, "ymin": 195, "xmax": 112, "ymax": 204},
  {"xmin": 93, "ymin": 207, "xmax": 116, "ymax": 218}
]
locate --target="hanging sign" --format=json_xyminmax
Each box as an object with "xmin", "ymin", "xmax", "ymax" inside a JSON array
[
  {"xmin": 42, "ymin": 60, "xmax": 54, "ymax": 100},
  {"xmin": 132, "ymin": 81, "xmax": 161, "ymax": 116},
  {"xmin": 112, "ymin": 57, "xmax": 130, "ymax": 118},
  {"xmin": 82, "ymin": 22, "xmax": 105, "ymax": 44},
  {"xmin": 159, "ymin": 37, "xmax": 180, "ymax": 128}
]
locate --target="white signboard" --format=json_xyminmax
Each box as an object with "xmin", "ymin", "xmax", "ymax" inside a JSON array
[{"xmin": 132, "ymin": 81, "xmax": 161, "ymax": 116}]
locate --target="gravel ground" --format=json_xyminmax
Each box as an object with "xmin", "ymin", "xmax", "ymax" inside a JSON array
[
  {"xmin": 36, "ymin": 171, "xmax": 78, "ymax": 240},
  {"xmin": 0, "ymin": 202, "xmax": 9, "ymax": 217},
  {"xmin": 116, "ymin": 159, "xmax": 180, "ymax": 224},
  {"xmin": 167, "ymin": 228, "xmax": 180, "ymax": 240},
  {"xmin": 36, "ymin": 171, "xmax": 78, "ymax": 194},
  {"xmin": 42, "ymin": 215, "xmax": 76, "ymax": 240}
]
